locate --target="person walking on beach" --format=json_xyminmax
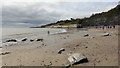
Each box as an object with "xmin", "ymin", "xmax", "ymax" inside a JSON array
[
  {"xmin": 47, "ymin": 31, "xmax": 50, "ymax": 35},
  {"xmin": 107, "ymin": 26, "xmax": 109, "ymax": 29},
  {"xmin": 102, "ymin": 26, "xmax": 104, "ymax": 30},
  {"xmin": 113, "ymin": 25, "xmax": 115, "ymax": 28}
]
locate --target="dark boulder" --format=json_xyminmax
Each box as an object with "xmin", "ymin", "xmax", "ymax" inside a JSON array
[
  {"xmin": 57, "ymin": 48, "xmax": 65, "ymax": 54},
  {"xmin": 30, "ymin": 39, "xmax": 34, "ymax": 42},
  {"xmin": 6, "ymin": 39, "xmax": 17, "ymax": 42},
  {"xmin": 36, "ymin": 38, "xmax": 43, "ymax": 42},
  {"xmin": 84, "ymin": 34, "xmax": 89, "ymax": 37},
  {"xmin": 21, "ymin": 38, "xmax": 27, "ymax": 41}
]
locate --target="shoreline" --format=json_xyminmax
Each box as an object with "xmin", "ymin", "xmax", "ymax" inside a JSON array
[
  {"xmin": 1, "ymin": 27, "xmax": 118, "ymax": 66},
  {"xmin": 2, "ymin": 28, "xmax": 68, "ymax": 43}
]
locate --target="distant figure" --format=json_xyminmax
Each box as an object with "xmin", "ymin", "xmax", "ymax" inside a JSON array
[
  {"xmin": 113, "ymin": 25, "xmax": 115, "ymax": 28},
  {"xmin": 109, "ymin": 26, "xmax": 112, "ymax": 28},
  {"xmin": 102, "ymin": 26, "xmax": 104, "ymax": 30},
  {"xmin": 47, "ymin": 31, "xmax": 50, "ymax": 35}
]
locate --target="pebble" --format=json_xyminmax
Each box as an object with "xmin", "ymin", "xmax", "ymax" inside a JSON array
[{"xmin": 85, "ymin": 46, "xmax": 88, "ymax": 48}]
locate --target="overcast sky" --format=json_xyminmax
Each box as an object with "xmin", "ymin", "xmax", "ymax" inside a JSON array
[{"xmin": 1, "ymin": 0, "xmax": 119, "ymax": 27}]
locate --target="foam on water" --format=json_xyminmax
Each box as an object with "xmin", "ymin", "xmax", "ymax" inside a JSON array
[{"xmin": 2, "ymin": 27, "xmax": 67, "ymax": 42}]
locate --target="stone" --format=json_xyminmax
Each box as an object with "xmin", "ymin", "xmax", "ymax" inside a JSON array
[
  {"xmin": 21, "ymin": 38, "xmax": 27, "ymax": 41},
  {"xmin": 101, "ymin": 33, "xmax": 110, "ymax": 37},
  {"xmin": 0, "ymin": 51, "xmax": 11, "ymax": 55},
  {"xmin": 6, "ymin": 39, "xmax": 17, "ymax": 42},
  {"xmin": 84, "ymin": 34, "xmax": 89, "ymax": 37},
  {"xmin": 57, "ymin": 48, "xmax": 65, "ymax": 54},
  {"xmin": 68, "ymin": 53, "xmax": 88, "ymax": 65},
  {"xmin": 30, "ymin": 39, "xmax": 34, "ymax": 42},
  {"xmin": 36, "ymin": 39, "xmax": 43, "ymax": 42}
]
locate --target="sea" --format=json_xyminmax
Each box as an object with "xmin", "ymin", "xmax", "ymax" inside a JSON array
[{"xmin": 1, "ymin": 27, "xmax": 67, "ymax": 43}]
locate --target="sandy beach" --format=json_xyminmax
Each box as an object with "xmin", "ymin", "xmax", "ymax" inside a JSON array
[{"xmin": 1, "ymin": 27, "xmax": 118, "ymax": 66}]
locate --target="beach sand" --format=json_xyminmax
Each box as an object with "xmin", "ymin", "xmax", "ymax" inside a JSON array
[{"xmin": 1, "ymin": 27, "xmax": 118, "ymax": 66}]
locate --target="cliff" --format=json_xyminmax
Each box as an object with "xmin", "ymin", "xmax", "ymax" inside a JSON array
[{"xmin": 33, "ymin": 4, "xmax": 120, "ymax": 28}]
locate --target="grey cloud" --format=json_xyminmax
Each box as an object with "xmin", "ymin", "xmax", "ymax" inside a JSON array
[
  {"xmin": 2, "ymin": 2, "xmax": 118, "ymax": 27},
  {"xmin": 2, "ymin": 3, "xmax": 62, "ymax": 27}
]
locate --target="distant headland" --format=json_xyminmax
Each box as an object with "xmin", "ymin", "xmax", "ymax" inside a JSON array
[{"xmin": 31, "ymin": 4, "xmax": 120, "ymax": 28}]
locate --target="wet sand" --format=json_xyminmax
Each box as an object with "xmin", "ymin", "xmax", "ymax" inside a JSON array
[{"xmin": 1, "ymin": 27, "xmax": 118, "ymax": 66}]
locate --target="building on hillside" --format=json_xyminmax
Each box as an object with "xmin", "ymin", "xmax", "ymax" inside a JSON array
[{"xmin": 50, "ymin": 24, "xmax": 77, "ymax": 28}]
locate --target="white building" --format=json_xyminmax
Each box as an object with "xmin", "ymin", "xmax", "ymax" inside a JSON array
[{"xmin": 50, "ymin": 24, "xmax": 77, "ymax": 28}]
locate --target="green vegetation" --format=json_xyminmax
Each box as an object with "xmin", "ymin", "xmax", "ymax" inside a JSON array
[{"xmin": 33, "ymin": 4, "xmax": 120, "ymax": 28}]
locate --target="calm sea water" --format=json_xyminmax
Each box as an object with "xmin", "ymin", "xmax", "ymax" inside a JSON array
[{"xmin": 1, "ymin": 28, "xmax": 66, "ymax": 42}]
